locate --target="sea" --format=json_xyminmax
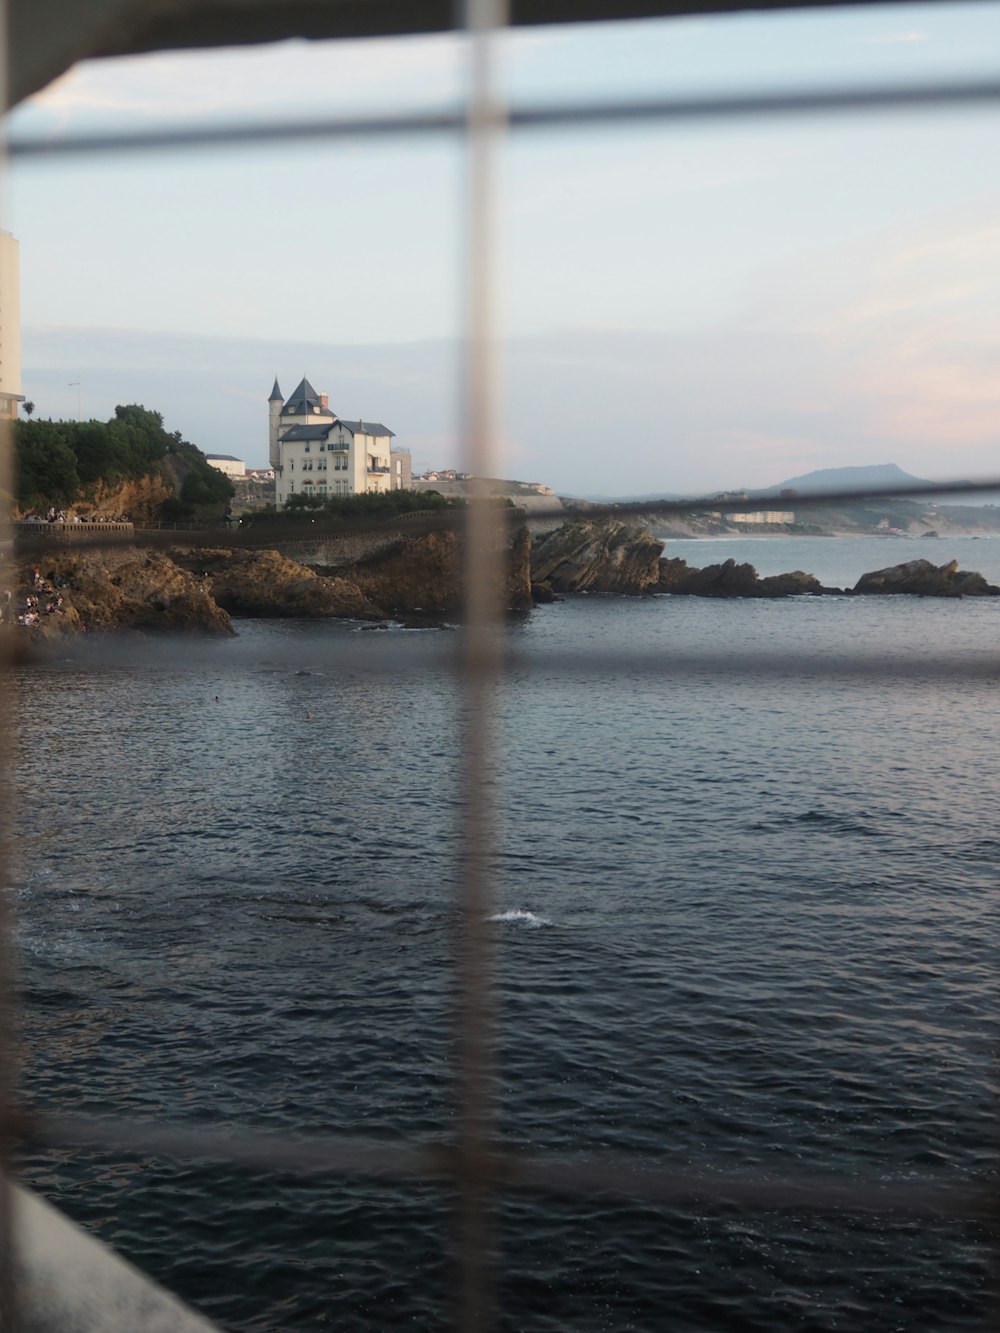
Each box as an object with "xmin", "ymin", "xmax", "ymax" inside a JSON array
[{"xmin": 11, "ymin": 534, "xmax": 1000, "ymax": 1331}]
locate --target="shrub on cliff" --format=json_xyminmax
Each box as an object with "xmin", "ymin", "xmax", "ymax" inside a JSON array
[
  {"xmin": 14, "ymin": 404, "xmax": 233, "ymax": 519},
  {"xmin": 244, "ymin": 489, "xmax": 469, "ymax": 526},
  {"xmin": 15, "ymin": 421, "xmax": 81, "ymax": 509}
]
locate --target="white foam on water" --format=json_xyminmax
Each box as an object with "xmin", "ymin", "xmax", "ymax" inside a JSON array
[{"xmin": 488, "ymin": 908, "xmax": 552, "ymax": 928}]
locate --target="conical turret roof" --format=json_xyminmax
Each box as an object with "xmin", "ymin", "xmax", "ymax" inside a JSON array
[
  {"xmin": 280, "ymin": 376, "xmax": 333, "ymax": 418},
  {"xmin": 269, "ymin": 376, "xmax": 283, "ymax": 402}
]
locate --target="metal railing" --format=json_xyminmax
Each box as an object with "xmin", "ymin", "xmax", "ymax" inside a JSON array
[{"xmin": 3, "ymin": 2, "xmax": 1000, "ymax": 1331}]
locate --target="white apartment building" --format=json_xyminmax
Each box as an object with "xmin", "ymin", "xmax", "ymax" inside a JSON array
[
  {"xmin": 205, "ymin": 453, "xmax": 246, "ymax": 478},
  {"xmin": 729, "ymin": 511, "xmax": 796, "ymax": 525},
  {"xmin": 269, "ymin": 377, "xmax": 397, "ymax": 507},
  {"xmin": 0, "ymin": 232, "xmax": 23, "ymax": 421}
]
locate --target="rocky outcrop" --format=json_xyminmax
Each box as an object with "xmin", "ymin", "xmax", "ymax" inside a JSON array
[
  {"xmin": 78, "ymin": 475, "xmax": 173, "ymax": 526},
  {"xmin": 19, "ymin": 549, "xmax": 234, "ymax": 636},
  {"xmin": 530, "ymin": 520, "xmax": 664, "ymax": 594},
  {"xmin": 530, "ymin": 580, "xmax": 557, "ymax": 604},
  {"xmin": 658, "ymin": 557, "xmax": 833, "ymax": 597},
  {"xmin": 853, "ymin": 558, "xmax": 1000, "ymax": 597},
  {"xmin": 11, "ymin": 525, "xmax": 536, "ymax": 644},
  {"xmin": 341, "ymin": 525, "xmax": 534, "ymax": 616},
  {"xmin": 174, "ymin": 548, "xmax": 385, "ymax": 620}
]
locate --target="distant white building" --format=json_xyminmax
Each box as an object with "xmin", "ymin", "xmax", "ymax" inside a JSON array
[
  {"xmin": 730, "ymin": 511, "xmax": 796, "ymax": 525},
  {"xmin": 205, "ymin": 453, "xmax": 246, "ymax": 479},
  {"xmin": 0, "ymin": 232, "xmax": 23, "ymax": 421},
  {"xmin": 269, "ymin": 377, "xmax": 406, "ymax": 507}
]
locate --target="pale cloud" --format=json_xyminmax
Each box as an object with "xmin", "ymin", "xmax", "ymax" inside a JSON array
[
  {"xmin": 858, "ymin": 31, "xmax": 930, "ymax": 45},
  {"xmin": 799, "ymin": 216, "xmax": 1000, "ymax": 457},
  {"xmin": 507, "ymin": 137, "xmax": 795, "ymax": 220}
]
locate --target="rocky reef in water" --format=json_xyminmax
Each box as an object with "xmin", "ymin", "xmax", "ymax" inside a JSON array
[
  {"xmin": 530, "ymin": 519, "xmax": 664, "ymax": 594},
  {"xmin": 13, "ymin": 548, "xmax": 234, "ymax": 644},
  {"xmin": 9, "ymin": 524, "xmax": 535, "ymax": 646},
  {"xmin": 9, "ymin": 524, "xmax": 998, "ymax": 654},
  {"xmin": 171, "ymin": 548, "xmax": 384, "ymax": 620},
  {"xmin": 343, "ymin": 525, "xmax": 534, "ymax": 617},
  {"xmin": 530, "ymin": 521, "xmax": 835, "ymax": 597},
  {"xmin": 177, "ymin": 526, "xmax": 533, "ymax": 622},
  {"xmin": 530, "ymin": 520, "xmax": 1000, "ymax": 600},
  {"xmin": 658, "ymin": 557, "xmax": 837, "ymax": 597},
  {"xmin": 851, "ymin": 558, "xmax": 1000, "ymax": 597}
]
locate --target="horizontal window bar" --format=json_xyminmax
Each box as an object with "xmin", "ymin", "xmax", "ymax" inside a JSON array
[
  {"xmin": 9, "ymin": 476, "xmax": 1000, "ymax": 558},
  {"xmin": 8, "ymin": 77, "xmax": 1000, "ymax": 162},
  {"xmin": 19, "ymin": 1112, "xmax": 991, "ymax": 1219}
]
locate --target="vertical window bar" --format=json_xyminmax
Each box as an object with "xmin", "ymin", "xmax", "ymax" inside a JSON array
[
  {"xmin": 0, "ymin": 3, "xmax": 21, "ymax": 1325},
  {"xmin": 458, "ymin": 0, "xmax": 507, "ymax": 1327}
]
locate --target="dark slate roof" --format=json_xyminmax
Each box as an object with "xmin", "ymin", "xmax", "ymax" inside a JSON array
[
  {"xmin": 206, "ymin": 453, "xmax": 243, "ymax": 461},
  {"xmin": 268, "ymin": 376, "xmax": 283, "ymax": 402},
  {"xmin": 279, "ymin": 425, "xmax": 336, "ymax": 442},
  {"xmin": 280, "ymin": 375, "xmax": 334, "ymax": 418},
  {"xmin": 338, "ymin": 419, "xmax": 395, "ymax": 438}
]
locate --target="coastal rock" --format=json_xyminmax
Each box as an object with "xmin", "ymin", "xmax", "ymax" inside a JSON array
[
  {"xmin": 342, "ymin": 525, "xmax": 534, "ymax": 615},
  {"xmin": 531, "ymin": 580, "xmax": 557, "ymax": 604},
  {"xmin": 758, "ymin": 569, "xmax": 832, "ymax": 597},
  {"xmin": 19, "ymin": 549, "xmax": 234, "ymax": 635},
  {"xmin": 175, "ymin": 548, "xmax": 385, "ymax": 619},
  {"xmin": 530, "ymin": 520, "xmax": 664, "ymax": 594},
  {"xmin": 658, "ymin": 557, "xmax": 833, "ymax": 597},
  {"xmin": 853, "ymin": 558, "xmax": 1000, "ymax": 597}
]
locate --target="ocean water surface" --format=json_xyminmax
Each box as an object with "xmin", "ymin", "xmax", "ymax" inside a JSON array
[{"xmin": 12, "ymin": 538, "xmax": 1000, "ymax": 1330}]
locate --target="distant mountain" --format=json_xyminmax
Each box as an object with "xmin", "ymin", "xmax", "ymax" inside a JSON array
[
  {"xmin": 582, "ymin": 463, "xmax": 1000, "ymax": 508},
  {"xmin": 582, "ymin": 466, "xmax": 928, "ymax": 504},
  {"xmin": 753, "ymin": 463, "xmax": 925, "ymax": 497}
]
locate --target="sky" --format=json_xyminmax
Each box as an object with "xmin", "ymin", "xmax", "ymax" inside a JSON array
[{"xmin": 5, "ymin": 1, "xmax": 1000, "ymax": 496}]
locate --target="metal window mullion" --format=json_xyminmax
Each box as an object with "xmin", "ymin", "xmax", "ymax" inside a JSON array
[
  {"xmin": 458, "ymin": 0, "xmax": 507, "ymax": 1328},
  {"xmin": 0, "ymin": 2, "xmax": 23, "ymax": 1326}
]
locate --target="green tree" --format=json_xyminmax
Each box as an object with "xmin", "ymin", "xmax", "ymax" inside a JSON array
[
  {"xmin": 12, "ymin": 402, "xmax": 234, "ymax": 517},
  {"xmin": 15, "ymin": 420, "xmax": 80, "ymax": 509}
]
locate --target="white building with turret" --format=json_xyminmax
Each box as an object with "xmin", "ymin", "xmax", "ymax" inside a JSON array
[{"xmin": 269, "ymin": 376, "xmax": 403, "ymax": 507}]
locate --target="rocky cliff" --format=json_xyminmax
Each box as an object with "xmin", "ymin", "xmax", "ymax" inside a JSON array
[
  {"xmin": 74, "ymin": 475, "xmax": 174, "ymax": 525},
  {"xmin": 531, "ymin": 520, "xmax": 664, "ymax": 594}
]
